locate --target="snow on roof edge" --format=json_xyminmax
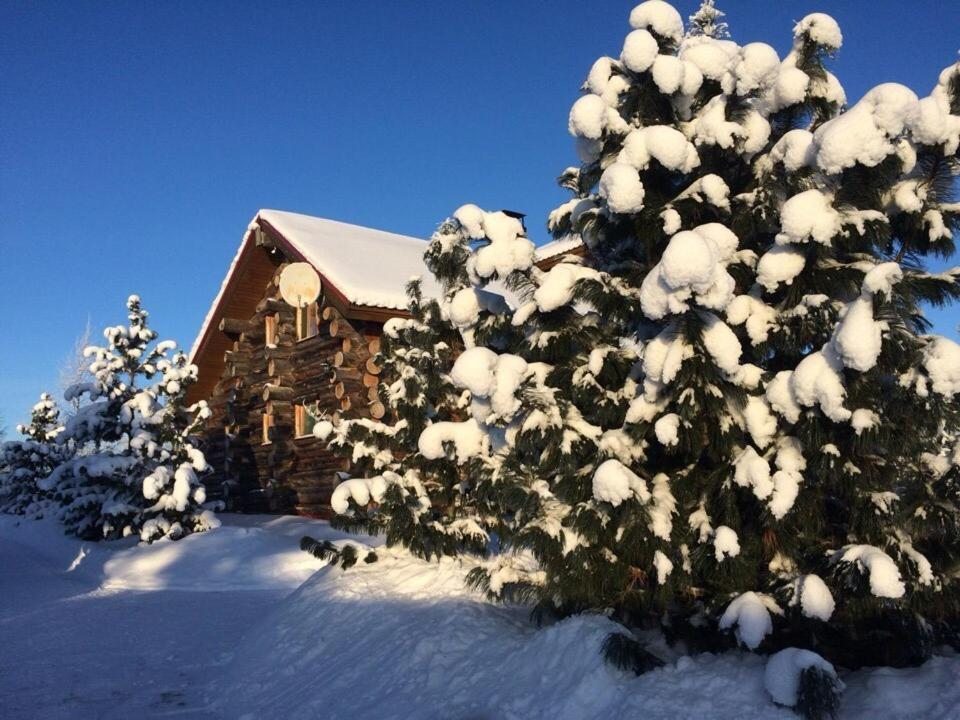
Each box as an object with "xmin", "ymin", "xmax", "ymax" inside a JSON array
[
  {"xmin": 256, "ymin": 209, "xmax": 436, "ymax": 313},
  {"xmin": 535, "ymin": 234, "xmax": 584, "ymax": 262}
]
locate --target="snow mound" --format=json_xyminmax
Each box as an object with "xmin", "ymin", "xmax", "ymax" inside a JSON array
[
  {"xmin": 923, "ymin": 336, "xmax": 960, "ymax": 398},
  {"xmin": 102, "ymin": 515, "xmax": 368, "ymax": 591},
  {"xmin": 793, "ymin": 13, "xmax": 842, "ymax": 50},
  {"xmin": 0, "ymin": 513, "xmax": 370, "ymax": 592},
  {"xmin": 593, "ymin": 458, "xmax": 649, "ymax": 507},
  {"xmin": 791, "ymin": 574, "xmax": 835, "ymax": 621},
  {"xmin": 418, "ymin": 418, "xmax": 490, "ymax": 462},
  {"xmin": 640, "ymin": 225, "xmax": 739, "ymax": 319},
  {"xmin": 813, "ymin": 84, "xmax": 919, "ymax": 174},
  {"xmin": 621, "ymin": 29, "xmax": 660, "ymax": 73},
  {"xmin": 454, "ymin": 205, "xmax": 536, "ymax": 279},
  {"xmin": 618, "ymin": 125, "xmax": 700, "ymax": 173},
  {"xmin": 451, "ymin": 347, "xmax": 529, "ymax": 420},
  {"xmin": 777, "ymin": 189, "xmax": 840, "ymax": 245},
  {"xmin": 534, "ymin": 262, "xmax": 602, "ymax": 312},
  {"xmin": 600, "ymin": 162, "xmax": 646, "ymax": 213},
  {"xmin": 331, "ymin": 475, "xmax": 389, "ymax": 515}
]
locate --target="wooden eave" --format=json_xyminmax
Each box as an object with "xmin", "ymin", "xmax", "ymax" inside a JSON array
[{"xmin": 536, "ymin": 242, "xmax": 587, "ymax": 271}]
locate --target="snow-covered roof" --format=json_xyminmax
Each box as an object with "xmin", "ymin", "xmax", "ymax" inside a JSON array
[
  {"xmin": 257, "ymin": 210, "xmax": 443, "ymax": 311},
  {"xmin": 190, "ymin": 210, "xmax": 441, "ymax": 362},
  {"xmin": 535, "ymin": 234, "xmax": 584, "ymax": 263}
]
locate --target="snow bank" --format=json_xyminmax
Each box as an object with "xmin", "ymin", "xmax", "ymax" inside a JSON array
[
  {"xmin": 0, "ymin": 513, "xmax": 366, "ymax": 592},
  {"xmin": 4, "ymin": 513, "xmax": 960, "ymax": 719},
  {"xmin": 103, "ymin": 515, "xmax": 370, "ymax": 591},
  {"xmin": 213, "ymin": 548, "xmax": 794, "ymax": 720}
]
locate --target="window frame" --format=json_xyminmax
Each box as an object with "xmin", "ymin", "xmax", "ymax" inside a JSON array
[
  {"xmin": 265, "ymin": 313, "xmax": 279, "ymax": 348},
  {"xmin": 262, "ymin": 411, "xmax": 274, "ymax": 445},
  {"xmin": 295, "ymin": 303, "xmax": 319, "ymax": 342},
  {"xmin": 294, "ymin": 403, "xmax": 317, "ymax": 439}
]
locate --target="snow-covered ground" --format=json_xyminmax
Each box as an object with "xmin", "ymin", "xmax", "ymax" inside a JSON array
[{"xmin": 1, "ymin": 514, "xmax": 957, "ymax": 719}]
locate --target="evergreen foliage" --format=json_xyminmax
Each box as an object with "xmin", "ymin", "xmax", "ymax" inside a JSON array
[
  {"xmin": 299, "ymin": 535, "xmax": 376, "ymax": 569},
  {"xmin": 321, "ymin": 0, "xmax": 960, "ymax": 688},
  {"xmin": 0, "ymin": 393, "xmax": 69, "ymax": 517},
  {"xmin": 795, "ymin": 665, "xmax": 842, "ymax": 720},
  {"xmin": 687, "ymin": 0, "xmax": 729, "ymax": 40},
  {"xmin": 322, "ymin": 212, "xmax": 531, "ymax": 560},
  {"xmin": 36, "ymin": 295, "xmax": 219, "ymax": 541},
  {"xmin": 483, "ymin": 0, "xmax": 960, "ymax": 671}
]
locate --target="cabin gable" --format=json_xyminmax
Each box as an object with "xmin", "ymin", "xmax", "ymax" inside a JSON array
[
  {"xmin": 189, "ymin": 209, "xmax": 585, "ymax": 516},
  {"xmin": 200, "ymin": 247, "xmax": 388, "ymax": 516}
]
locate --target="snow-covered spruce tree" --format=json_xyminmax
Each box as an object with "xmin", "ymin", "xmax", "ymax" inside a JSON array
[
  {"xmin": 42, "ymin": 295, "xmax": 217, "ymax": 541},
  {"xmin": 137, "ymin": 350, "xmax": 220, "ymax": 542},
  {"xmin": 472, "ymin": 0, "xmax": 960, "ymax": 674},
  {"xmin": 0, "ymin": 393, "xmax": 69, "ymax": 517},
  {"xmin": 310, "ymin": 210, "xmax": 530, "ymax": 563}
]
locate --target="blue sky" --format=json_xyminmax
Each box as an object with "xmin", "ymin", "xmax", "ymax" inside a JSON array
[{"xmin": 1, "ymin": 0, "xmax": 958, "ymax": 429}]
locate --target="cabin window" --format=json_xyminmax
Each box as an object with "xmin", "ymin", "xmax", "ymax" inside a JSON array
[
  {"xmin": 262, "ymin": 412, "xmax": 274, "ymax": 444},
  {"xmin": 295, "ymin": 404, "xmax": 317, "ymax": 438},
  {"xmin": 265, "ymin": 314, "xmax": 279, "ymax": 348},
  {"xmin": 296, "ymin": 303, "xmax": 319, "ymax": 341}
]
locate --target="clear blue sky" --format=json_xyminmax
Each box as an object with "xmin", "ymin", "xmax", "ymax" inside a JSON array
[{"xmin": 1, "ymin": 1, "xmax": 958, "ymax": 430}]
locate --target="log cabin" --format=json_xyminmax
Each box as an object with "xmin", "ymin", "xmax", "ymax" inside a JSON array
[{"xmin": 187, "ymin": 209, "xmax": 583, "ymax": 516}]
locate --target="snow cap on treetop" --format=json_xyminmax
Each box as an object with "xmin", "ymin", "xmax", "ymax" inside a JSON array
[
  {"xmin": 629, "ymin": 1, "xmax": 684, "ymax": 44},
  {"xmin": 793, "ymin": 13, "xmax": 843, "ymax": 50}
]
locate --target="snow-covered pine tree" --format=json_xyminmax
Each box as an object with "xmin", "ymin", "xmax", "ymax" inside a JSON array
[
  {"xmin": 687, "ymin": 0, "xmax": 728, "ymax": 40},
  {"xmin": 314, "ymin": 209, "xmax": 531, "ymax": 562},
  {"xmin": 315, "ymin": 273, "xmax": 480, "ymax": 563},
  {"xmin": 473, "ymin": 0, "xmax": 960, "ymax": 673},
  {"xmin": 0, "ymin": 393, "xmax": 69, "ymax": 517},
  {"xmin": 42, "ymin": 295, "xmax": 217, "ymax": 541}
]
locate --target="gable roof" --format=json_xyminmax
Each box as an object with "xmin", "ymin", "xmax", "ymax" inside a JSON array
[
  {"xmin": 190, "ymin": 210, "xmax": 439, "ymax": 359},
  {"xmin": 259, "ymin": 210, "xmax": 444, "ymax": 311},
  {"xmin": 187, "ymin": 209, "xmax": 586, "ymax": 402}
]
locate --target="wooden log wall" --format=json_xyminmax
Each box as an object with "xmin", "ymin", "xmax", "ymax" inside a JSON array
[{"xmin": 199, "ymin": 255, "xmax": 389, "ymax": 517}]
